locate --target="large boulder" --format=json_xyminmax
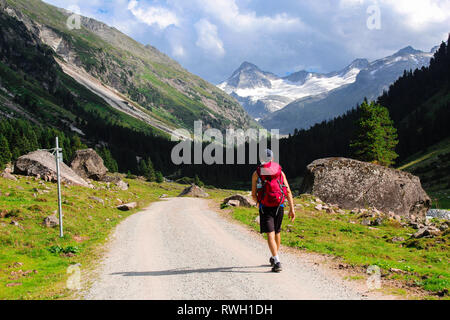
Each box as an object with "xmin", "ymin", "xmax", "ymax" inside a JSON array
[
  {"xmin": 14, "ymin": 150, "xmax": 90, "ymax": 187},
  {"xmin": 117, "ymin": 202, "xmax": 137, "ymax": 211},
  {"xmin": 70, "ymin": 149, "xmax": 108, "ymax": 181},
  {"xmin": 178, "ymin": 184, "xmax": 209, "ymax": 198},
  {"xmin": 223, "ymin": 195, "xmax": 256, "ymax": 208},
  {"xmin": 301, "ymin": 158, "xmax": 431, "ymax": 220}
]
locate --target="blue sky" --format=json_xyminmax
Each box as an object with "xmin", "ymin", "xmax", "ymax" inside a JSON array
[{"xmin": 43, "ymin": 0, "xmax": 450, "ymax": 83}]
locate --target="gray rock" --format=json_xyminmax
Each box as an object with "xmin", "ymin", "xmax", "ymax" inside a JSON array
[
  {"xmin": 223, "ymin": 195, "xmax": 256, "ymax": 208},
  {"xmin": 413, "ymin": 226, "xmax": 441, "ymax": 238},
  {"xmin": 301, "ymin": 158, "xmax": 431, "ymax": 220},
  {"xmin": 361, "ymin": 219, "xmax": 371, "ymax": 226},
  {"xmin": 115, "ymin": 180, "xmax": 129, "ymax": 191},
  {"xmin": 117, "ymin": 202, "xmax": 137, "ymax": 211},
  {"xmin": 178, "ymin": 184, "xmax": 209, "ymax": 198},
  {"xmin": 15, "ymin": 150, "xmax": 90, "ymax": 187},
  {"xmin": 43, "ymin": 214, "xmax": 59, "ymax": 228},
  {"xmin": 70, "ymin": 149, "xmax": 108, "ymax": 181},
  {"xmin": 89, "ymin": 196, "xmax": 104, "ymax": 205},
  {"xmin": 372, "ymin": 217, "xmax": 383, "ymax": 226},
  {"xmin": 227, "ymin": 200, "xmax": 241, "ymax": 207},
  {"xmin": 1, "ymin": 168, "xmax": 17, "ymax": 181}
]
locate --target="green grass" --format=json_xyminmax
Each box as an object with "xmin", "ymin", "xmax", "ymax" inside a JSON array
[
  {"xmin": 0, "ymin": 175, "xmax": 185, "ymax": 299},
  {"xmin": 210, "ymin": 191, "xmax": 450, "ymax": 299}
]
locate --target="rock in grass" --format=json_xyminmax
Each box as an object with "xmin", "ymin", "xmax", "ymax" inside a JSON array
[
  {"xmin": 227, "ymin": 200, "xmax": 241, "ymax": 207},
  {"xmin": 391, "ymin": 237, "xmax": 405, "ymax": 243},
  {"xmin": 413, "ymin": 226, "xmax": 441, "ymax": 238},
  {"xmin": 43, "ymin": 214, "xmax": 59, "ymax": 228},
  {"xmin": 178, "ymin": 184, "xmax": 209, "ymax": 198},
  {"xmin": 115, "ymin": 180, "xmax": 129, "ymax": 191},
  {"xmin": 70, "ymin": 149, "xmax": 108, "ymax": 181},
  {"xmin": 222, "ymin": 195, "xmax": 256, "ymax": 208},
  {"xmin": 301, "ymin": 157, "xmax": 431, "ymax": 220},
  {"xmin": 15, "ymin": 150, "xmax": 90, "ymax": 187},
  {"xmin": 1, "ymin": 168, "xmax": 17, "ymax": 181},
  {"xmin": 117, "ymin": 202, "xmax": 137, "ymax": 211},
  {"xmin": 89, "ymin": 196, "xmax": 104, "ymax": 205}
]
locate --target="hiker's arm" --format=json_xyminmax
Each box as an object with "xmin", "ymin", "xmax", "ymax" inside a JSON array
[
  {"xmin": 282, "ymin": 172, "xmax": 296, "ymax": 221},
  {"xmin": 251, "ymin": 171, "xmax": 258, "ymax": 205}
]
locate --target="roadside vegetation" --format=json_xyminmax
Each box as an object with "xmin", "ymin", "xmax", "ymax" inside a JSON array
[
  {"xmin": 208, "ymin": 189, "xmax": 450, "ymax": 300},
  {"xmin": 0, "ymin": 175, "xmax": 184, "ymax": 299}
]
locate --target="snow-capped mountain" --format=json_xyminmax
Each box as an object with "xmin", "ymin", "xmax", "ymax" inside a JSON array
[
  {"xmin": 218, "ymin": 60, "xmax": 369, "ymax": 119},
  {"xmin": 260, "ymin": 46, "xmax": 435, "ymax": 134},
  {"xmin": 218, "ymin": 46, "xmax": 434, "ymax": 130}
]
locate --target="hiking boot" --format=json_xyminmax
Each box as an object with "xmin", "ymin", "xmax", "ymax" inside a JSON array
[
  {"xmin": 269, "ymin": 257, "xmax": 275, "ymax": 267},
  {"xmin": 272, "ymin": 262, "xmax": 282, "ymax": 273}
]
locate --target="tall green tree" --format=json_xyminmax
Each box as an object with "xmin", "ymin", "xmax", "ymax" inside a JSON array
[
  {"xmin": 155, "ymin": 171, "xmax": 164, "ymax": 183},
  {"xmin": 145, "ymin": 157, "xmax": 156, "ymax": 182},
  {"xmin": 97, "ymin": 147, "xmax": 119, "ymax": 173},
  {"xmin": 0, "ymin": 134, "xmax": 12, "ymax": 169},
  {"xmin": 350, "ymin": 101, "xmax": 399, "ymax": 167}
]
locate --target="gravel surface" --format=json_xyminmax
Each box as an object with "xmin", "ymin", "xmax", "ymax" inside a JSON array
[{"xmin": 85, "ymin": 198, "xmax": 380, "ymax": 300}]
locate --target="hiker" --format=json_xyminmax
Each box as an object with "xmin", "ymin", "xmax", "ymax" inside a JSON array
[{"xmin": 251, "ymin": 149, "xmax": 295, "ymax": 272}]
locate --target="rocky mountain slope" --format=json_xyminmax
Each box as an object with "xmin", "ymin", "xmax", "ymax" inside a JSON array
[
  {"xmin": 219, "ymin": 60, "xmax": 367, "ymax": 119},
  {"xmin": 2, "ymin": 0, "xmax": 257, "ymax": 133},
  {"xmin": 219, "ymin": 47, "xmax": 434, "ymax": 133}
]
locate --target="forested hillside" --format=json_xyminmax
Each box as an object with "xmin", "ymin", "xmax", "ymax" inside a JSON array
[{"xmin": 3, "ymin": 0, "xmax": 256, "ymax": 132}]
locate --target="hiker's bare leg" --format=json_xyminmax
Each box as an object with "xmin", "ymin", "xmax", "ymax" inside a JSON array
[
  {"xmin": 267, "ymin": 232, "xmax": 278, "ymax": 257},
  {"xmin": 275, "ymin": 232, "xmax": 281, "ymax": 251}
]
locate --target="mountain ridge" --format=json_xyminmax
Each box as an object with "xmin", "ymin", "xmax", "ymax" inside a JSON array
[
  {"xmin": 4, "ymin": 0, "xmax": 258, "ymax": 133},
  {"xmin": 218, "ymin": 45, "xmax": 434, "ymax": 131}
]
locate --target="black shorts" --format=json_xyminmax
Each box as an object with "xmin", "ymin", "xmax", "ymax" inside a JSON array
[{"xmin": 259, "ymin": 205, "xmax": 284, "ymax": 234}]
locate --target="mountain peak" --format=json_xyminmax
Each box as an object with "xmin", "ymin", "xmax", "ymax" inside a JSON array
[
  {"xmin": 238, "ymin": 61, "xmax": 260, "ymax": 71},
  {"xmin": 348, "ymin": 58, "xmax": 370, "ymax": 69},
  {"xmin": 394, "ymin": 46, "xmax": 422, "ymax": 56}
]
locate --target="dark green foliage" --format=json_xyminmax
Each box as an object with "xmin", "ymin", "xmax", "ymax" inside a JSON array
[
  {"xmin": 97, "ymin": 147, "xmax": 118, "ymax": 173},
  {"xmin": 194, "ymin": 174, "xmax": 204, "ymax": 187},
  {"xmin": 0, "ymin": 118, "xmax": 89, "ymax": 165},
  {"xmin": 350, "ymin": 101, "xmax": 398, "ymax": 167},
  {"xmin": 155, "ymin": 171, "xmax": 164, "ymax": 183},
  {"xmin": 0, "ymin": 133, "xmax": 12, "ymax": 169},
  {"xmin": 144, "ymin": 158, "xmax": 156, "ymax": 182}
]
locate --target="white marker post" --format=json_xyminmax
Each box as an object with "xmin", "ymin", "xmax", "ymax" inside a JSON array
[{"xmin": 55, "ymin": 137, "xmax": 64, "ymax": 238}]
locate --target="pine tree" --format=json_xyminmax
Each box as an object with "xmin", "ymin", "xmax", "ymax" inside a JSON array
[
  {"xmin": 350, "ymin": 101, "xmax": 399, "ymax": 167},
  {"xmin": 145, "ymin": 157, "xmax": 156, "ymax": 182},
  {"xmin": 0, "ymin": 134, "xmax": 12, "ymax": 169},
  {"xmin": 98, "ymin": 147, "xmax": 118, "ymax": 173},
  {"xmin": 194, "ymin": 174, "xmax": 204, "ymax": 187},
  {"xmin": 155, "ymin": 171, "xmax": 164, "ymax": 183}
]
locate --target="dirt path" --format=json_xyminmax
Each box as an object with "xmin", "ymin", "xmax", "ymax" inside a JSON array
[{"xmin": 85, "ymin": 197, "xmax": 391, "ymax": 300}]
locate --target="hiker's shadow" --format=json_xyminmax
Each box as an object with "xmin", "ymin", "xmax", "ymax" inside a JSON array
[{"xmin": 112, "ymin": 265, "xmax": 272, "ymax": 276}]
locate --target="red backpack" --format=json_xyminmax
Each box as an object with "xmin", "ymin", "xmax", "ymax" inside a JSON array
[{"xmin": 256, "ymin": 161, "xmax": 287, "ymax": 207}]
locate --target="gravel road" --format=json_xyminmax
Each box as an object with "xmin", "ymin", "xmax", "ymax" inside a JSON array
[{"xmin": 85, "ymin": 198, "xmax": 383, "ymax": 300}]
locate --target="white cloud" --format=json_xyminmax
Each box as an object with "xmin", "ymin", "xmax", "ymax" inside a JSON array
[
  {"xmin": 127, "ymin": 0, "xmax": 179, "ymax": 29},
  {"xmin": 382, "ymin": 0, "xmax": 450, "ymax": 29},
  {"xmin": 172, "ymin": 44, "xmax": 185, "ymax": 57},
  {"xmin": 193, "ymin": 0, "xmax": 304, "ymax": 32},
  {"xmin": 194, "ymin": 19, "xmax": 225, "ymax": 57},
  {"xmin": 339, "ymin": 0, "xmax": 450, "ymax": 29}
]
